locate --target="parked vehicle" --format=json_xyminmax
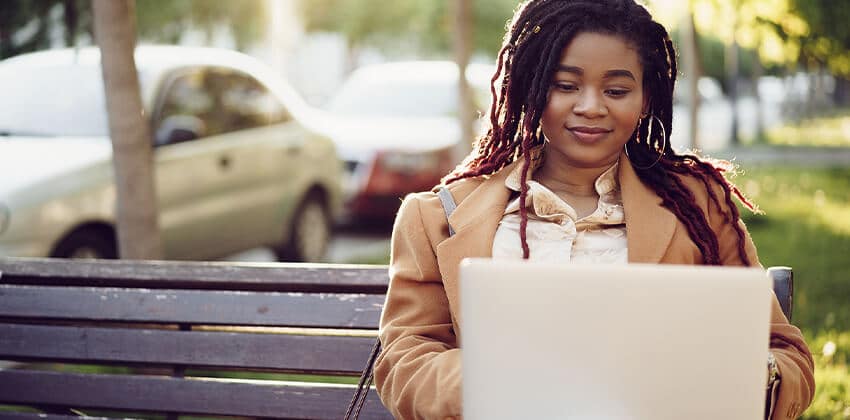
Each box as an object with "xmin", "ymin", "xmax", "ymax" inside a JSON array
[
  {"xmin": 319, "ymin": 61, "xmax": 494, "ymax": 223},
  {"xmin": 0, "ymin": 46, "xmax": 343, "ymax": 262}
]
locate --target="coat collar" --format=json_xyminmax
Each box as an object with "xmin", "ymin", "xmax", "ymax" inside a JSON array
[
  {"xmin": 434, "ymin": 151, "xmax": 678, "ymax": 309},
  {"xmin": 618, "ymin": 151, "xmax": 678, "ymax": 263}
]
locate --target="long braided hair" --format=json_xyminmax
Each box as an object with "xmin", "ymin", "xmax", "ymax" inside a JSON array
[{"xmin": 443, "ymin": 0, "xmax": 758, "ymax": 265}]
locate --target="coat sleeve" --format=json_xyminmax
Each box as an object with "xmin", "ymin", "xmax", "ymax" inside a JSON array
[
  {"xmin": 374, "ymin": 193, "xmax": 462, "ymax": 420},
  {"xmin": 707, "ymin": 182, "xmax": 815, "ymax": 419}
]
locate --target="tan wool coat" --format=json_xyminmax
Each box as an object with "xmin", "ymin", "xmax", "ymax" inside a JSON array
[{"xmin": 374, "ymin": 153, "xmax": 815, "ymax": 420}]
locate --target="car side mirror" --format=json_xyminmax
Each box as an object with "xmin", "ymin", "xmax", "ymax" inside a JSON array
[{"xmin": 155, "ymin": 115, "xmax": 205, "ymax": 147}]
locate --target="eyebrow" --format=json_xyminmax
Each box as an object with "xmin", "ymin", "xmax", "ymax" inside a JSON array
[{"xmin": 556, "ymin": 65, "xmax": 637, "ymax": 81}]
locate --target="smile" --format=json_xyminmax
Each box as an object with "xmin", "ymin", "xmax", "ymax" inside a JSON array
[{"xmin": 567, "ymin": 126, "xmax": 613, "ymax": 143}]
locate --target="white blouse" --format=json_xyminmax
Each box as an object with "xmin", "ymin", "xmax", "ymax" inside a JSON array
[{"xmin": 492, "ymin": 155, "xmax": 628, "ymax": 264}]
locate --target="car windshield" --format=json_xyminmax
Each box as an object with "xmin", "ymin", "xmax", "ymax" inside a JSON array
[
  {"xmin": 326, "ymin": 67, "xmax": 492, "ymax": 118},
  {"xmin": 0, "ymin": 62, "xmax": 148, "ymax": 137},
  {"xmin": 327, "ymin": 78, "xmax": 461, "ymax": 118}
]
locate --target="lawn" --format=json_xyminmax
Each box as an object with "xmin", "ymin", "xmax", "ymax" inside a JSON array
[
  {"xmin": 765, "ymin": 109, "xmax": 850, "ymax": 147},
  {"xmin": 735, "ymin": 164, "xmax": 850, "ymax": 419}
]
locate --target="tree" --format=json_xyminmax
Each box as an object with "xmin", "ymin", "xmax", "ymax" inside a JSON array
[
  {"xmin": 452, "ymin": 0, "xmax": 474, "ymax": 159},
  {"xmin": 297, "ymin": 0, "xmax": 517, "ymax": 60},
  {"xmin": 1, "ymin": 0, "xmax": 267, "ymax": 60},
  {"xmin": 92, "ymin": 0, "xmax": 162, "ymax": 260},
  {"xmin": 0, "ymin": 0, "xmax": 93, "ymax": 59}
]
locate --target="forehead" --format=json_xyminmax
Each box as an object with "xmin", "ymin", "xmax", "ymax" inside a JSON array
[{"xmin": 557, "ymin": 32, "xmax": 643, "ymax": 77}]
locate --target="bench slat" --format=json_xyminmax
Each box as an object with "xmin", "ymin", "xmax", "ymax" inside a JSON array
[
  {"xmin": 0, "ymin": 285, "xmax": 383, "ymax": 328},
  {"xmin": 0, "ymin": 370, "xmax": 392, "ymax": 419},
  {"xmin": 0, "ymin": 257, "xmax": 389, "ymax": 293},
  {"xmin": 0, "ymin": 323, "xmax": 374, "ymax": 374},
  {"xmin": 0, "ymin": 415, "xmax": 121, "ymax": 420}
]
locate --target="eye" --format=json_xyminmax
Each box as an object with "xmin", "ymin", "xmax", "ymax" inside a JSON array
[
  {"xmin": 605, "ymin": 88, "xmax": 630, "ymax": 98},
  {"xmin": 552, "ymin": 82, "xmax": 578, "ymax": 92}
]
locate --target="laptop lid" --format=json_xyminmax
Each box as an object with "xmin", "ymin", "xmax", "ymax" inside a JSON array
[{"xmin": 459, "ymin": 259, "xmax": 772, "ymax": 420}]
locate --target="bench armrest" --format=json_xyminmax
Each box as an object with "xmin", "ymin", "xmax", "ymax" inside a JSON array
[{"xmin": 767, "ymin": 266, "xmax": 793, "ymax": 321}]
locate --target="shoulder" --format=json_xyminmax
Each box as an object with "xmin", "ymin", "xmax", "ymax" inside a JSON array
[{"xmin": 394, "ymin": 174, "xmax": 489, "ymax": 234}]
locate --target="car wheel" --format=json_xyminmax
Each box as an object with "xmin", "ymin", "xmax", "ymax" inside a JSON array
[
  {"xmin": 51, "ymin": 229, "xmax": 118, "ymax": 259},
  {"xmin": 277, "ymin": 192, "xmax": 331, "ymax": 262}
]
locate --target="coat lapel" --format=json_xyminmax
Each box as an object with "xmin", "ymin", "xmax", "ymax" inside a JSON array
[
  {"xmin": 435, "ymin": 163, "xmax": 514, "ymax": 327},
  {"xmin": 619, "ymin": 151, "xmax": 678, "ymax": 263}
]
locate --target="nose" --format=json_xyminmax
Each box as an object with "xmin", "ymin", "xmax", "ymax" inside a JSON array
[{"xmin": 573, "ymin": 89, "xmax": 607, "ymax": 118}]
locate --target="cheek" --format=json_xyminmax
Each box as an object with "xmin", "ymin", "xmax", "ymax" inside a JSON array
[
  {"xmin": 618, "ymin": 98, "xmax": 644, "ymax": 127},
  {"xmin": 542, "ymin": 93, "xmax": 567, "ymax": 122}
]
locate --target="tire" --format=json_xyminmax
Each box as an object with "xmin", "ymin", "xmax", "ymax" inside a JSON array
[
  {"xmin": 276, "ymin": 192, "xmax": 331, "ymax": 262},
  {"xmin": 51, "ymin": 228, "xmax": 117, "ymax": 259}
]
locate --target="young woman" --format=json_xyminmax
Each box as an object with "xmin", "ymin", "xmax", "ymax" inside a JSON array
[{"xmin": 374, "ymin": 1, "xmax": 815, "ymax": 418}]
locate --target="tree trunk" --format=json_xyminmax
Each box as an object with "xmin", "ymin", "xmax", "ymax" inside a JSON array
[
  {"xmin": 681, "ymin": 6, "xmax": 701, "ymax": 151},
  {"xmin": 751, "ymin": 46, "xmax": 764, "ymax": 143},
  {"xmin": 92, "ymin": 0, "xmax": 162, "ymax": 260},
  {"xmin": 451, "ymin": 0, "xmax": 474, "ymax": 162},
  {"xmin": 725, "ymin": 0, "xmax": 740, "ymax": 146},
  {"xmin": 726, "ymin": 37, "xmax": 740, "ymax": 146}
]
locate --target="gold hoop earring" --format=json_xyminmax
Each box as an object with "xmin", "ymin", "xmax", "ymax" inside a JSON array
[{"xmin": 624, "ymin": 114, "xmax": 666, "ymax": 170}]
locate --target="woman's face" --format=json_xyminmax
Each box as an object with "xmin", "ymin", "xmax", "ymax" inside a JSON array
[{"xmin": 541, "ymin": 32, "xmax": 646, "ymax": 169}]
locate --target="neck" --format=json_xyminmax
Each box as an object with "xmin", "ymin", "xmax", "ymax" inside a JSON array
[{"xmin": 534, "ymin": 153, "xmax": 617, "ymax": 197}]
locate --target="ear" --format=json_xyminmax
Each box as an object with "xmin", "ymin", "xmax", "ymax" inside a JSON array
[{"xmin": 641, "ymin": 95, "xmax": 651, "ymax": 117}]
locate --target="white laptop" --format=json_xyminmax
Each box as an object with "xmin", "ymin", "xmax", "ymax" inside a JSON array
[{"xmin": 459, "ymin": 259, "xmax": 773, "ymax": 420}]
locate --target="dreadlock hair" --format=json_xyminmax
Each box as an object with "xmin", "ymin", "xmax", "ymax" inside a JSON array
[{"xmin": 442, "ymin": 0, "xmax": 758, "ymax": 264}]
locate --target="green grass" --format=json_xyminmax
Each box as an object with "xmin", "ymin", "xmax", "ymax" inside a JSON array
[
  {"xmin": 765, "ymin": 110, "xmax": 850, "ymax": 147},
  {"xmin": 735, "ymin": 165, "xmax": 850, "ymax": 419}
]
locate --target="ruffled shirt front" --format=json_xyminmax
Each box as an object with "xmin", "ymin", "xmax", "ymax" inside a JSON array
[{"xmin": 491, "ymin": 155, "xmax": 628, "ymax": 264}]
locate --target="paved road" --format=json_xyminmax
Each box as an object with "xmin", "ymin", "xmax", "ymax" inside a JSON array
[
  {"xmin": 713, "ymin": 145, "xmax": 850, "ymax": 166},
  {"xmin": 224, "ymin": 223, "xmax": 393, "ymax": 264}
]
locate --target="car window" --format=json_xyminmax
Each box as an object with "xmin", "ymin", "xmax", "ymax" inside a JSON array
[
  {"xmin": 328, "ymin": 79, "xmax": 457, "ymax": 118},
  {"xmin": 327, "ymin": 68, "xmax": 492, "ymax": 118},
  {"xmin": 155, "ymin": 68, "xmax": 291, "ymax": 144},
  {"xmin": 155, "ymin": 69, "xmax": 220, "ymax": 141},
  {"xmin": 216, "ymin": 70, "xmax": 292, "ymax": 132}
]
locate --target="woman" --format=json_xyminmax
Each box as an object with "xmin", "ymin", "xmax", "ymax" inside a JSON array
[{"xmin": 374, "ymin": 1, "xmax": 815, "ymax": 419}]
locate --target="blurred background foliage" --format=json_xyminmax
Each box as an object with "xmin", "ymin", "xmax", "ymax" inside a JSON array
[{"xmin": 5, "ymin": 0, "xmax": 850, "ymax": 101}]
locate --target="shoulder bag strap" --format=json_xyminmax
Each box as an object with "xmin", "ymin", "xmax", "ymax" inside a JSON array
[{"xmin": 436, "ymin": 186, "xmax": 457, "ymax": 236}]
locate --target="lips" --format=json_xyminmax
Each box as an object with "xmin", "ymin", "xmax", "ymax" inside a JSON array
[{"xmin": 567, "ymin": 125, "xmax": 613, "ymax": 143}]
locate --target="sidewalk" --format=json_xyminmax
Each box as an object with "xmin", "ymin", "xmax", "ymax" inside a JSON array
[{"xmin": 709, "ymin": 145, "xmax": 850, "ymax": 167}]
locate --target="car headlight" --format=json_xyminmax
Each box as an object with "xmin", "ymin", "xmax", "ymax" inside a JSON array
[{"xmin": 0, "ymin": 203, "xmax": 10, "ymax": 235}]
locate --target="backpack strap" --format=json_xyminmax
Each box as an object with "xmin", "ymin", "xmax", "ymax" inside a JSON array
[{"xmin": 436, "ymin": 186, "xmax": 457, "ymax": 236}]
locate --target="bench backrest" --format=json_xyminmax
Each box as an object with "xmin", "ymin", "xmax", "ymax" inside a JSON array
[{"xmin": 0, "ymin": 257, "xmax": 392, "ymax": 420}]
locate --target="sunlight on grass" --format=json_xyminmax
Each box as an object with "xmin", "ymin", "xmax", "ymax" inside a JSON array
[
  {"xmin": 766, "ymin": 112, "xmax": 850, "ymax": 147},
  {"xmin": 735, "ymin": 165, "xmax": 850, "ymax": 419}
]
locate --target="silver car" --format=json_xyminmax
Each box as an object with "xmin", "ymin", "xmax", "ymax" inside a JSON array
[{"xmin": 0, "ymin": 46, "xmax": 342, "ymax": 262}]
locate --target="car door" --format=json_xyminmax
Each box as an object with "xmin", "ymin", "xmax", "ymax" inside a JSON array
[
  {"xmin": 201, "ymin": 68, "xmax": 307, "ymax": 255},
  {"xmin": 151, "ymin": 66, "xmax": 303, "ymax": 260}
]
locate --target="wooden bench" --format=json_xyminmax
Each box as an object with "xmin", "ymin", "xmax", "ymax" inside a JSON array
[
  {"xmin": 0, "ymin": 257, "xmax": 794, "ymax": 419},
  {"xmin": 0, "ymin": 257, "xmax": 393, "ymax": 419}
]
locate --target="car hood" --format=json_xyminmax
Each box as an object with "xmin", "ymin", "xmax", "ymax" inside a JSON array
[
  {"xmin": 304, "ymin": 111, "xmax": 462, "ymax": 162},
  {"xmin": 0, "ymin": 136, "xmax": 112, "ymax": 197}
]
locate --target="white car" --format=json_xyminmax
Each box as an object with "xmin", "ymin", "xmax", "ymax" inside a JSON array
[
  {"xmin": 319, "ymin": 61, "xmax": 494, "ymax": 223},
  {"xmin": 0, "ymin": 46, "xmax": 343, "ymax": 262}
]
